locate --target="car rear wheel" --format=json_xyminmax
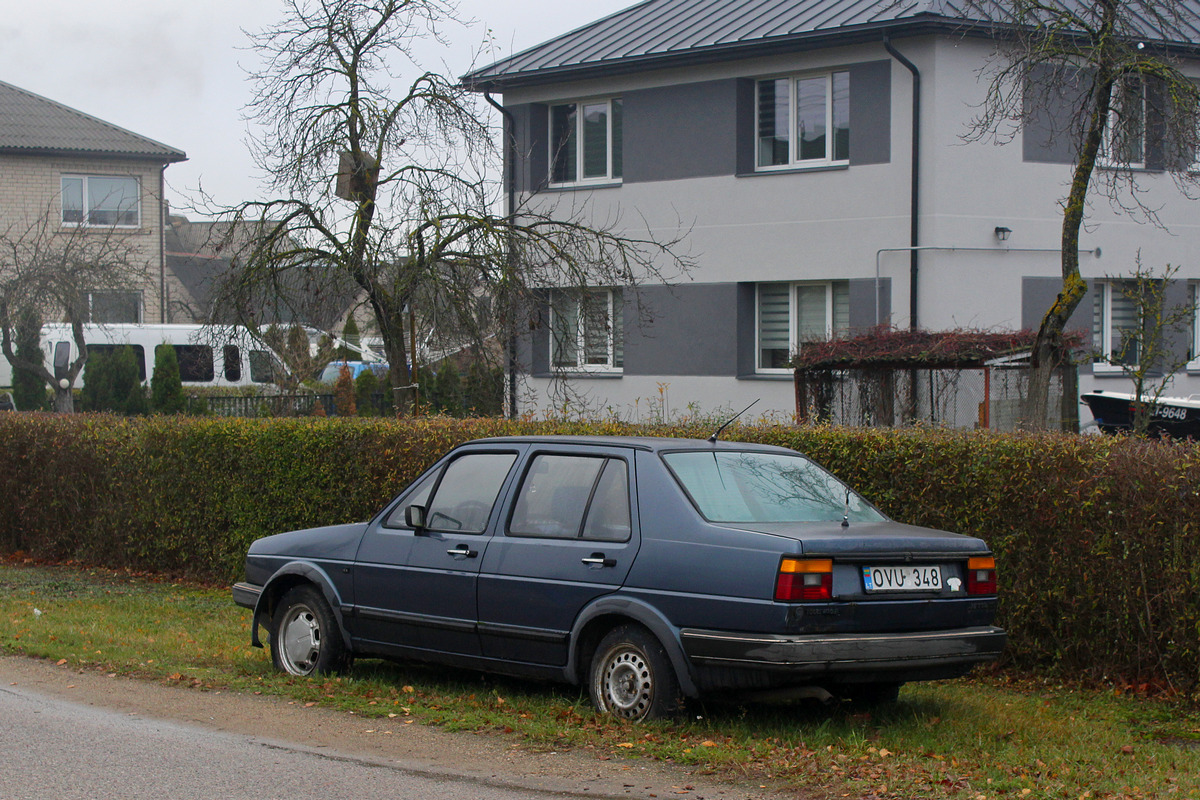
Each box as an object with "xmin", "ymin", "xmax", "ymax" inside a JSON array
[
  {"xmin": 271, "ymin": 585, "xmax": 348, "ymax": 677},
  {"xmin": 588, "ymin": 625, "xmax": 681, "ymax": 721}
]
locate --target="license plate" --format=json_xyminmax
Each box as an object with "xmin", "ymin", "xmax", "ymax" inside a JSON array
[{"xmin": 862, "ymin": 565, "xmax": 942, "ymax": 593}]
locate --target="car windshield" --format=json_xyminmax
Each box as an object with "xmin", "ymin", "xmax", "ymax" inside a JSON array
[{"xmin": 662, "ymin": 450, "xmax": 886, "ymax": 524}]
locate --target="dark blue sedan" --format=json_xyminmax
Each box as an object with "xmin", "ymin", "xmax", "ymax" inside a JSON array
[{"xmin": 233, "ymin": 436, "xmax": 1005, "ymax": 720}]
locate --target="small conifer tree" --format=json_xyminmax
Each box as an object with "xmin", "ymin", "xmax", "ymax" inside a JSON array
[
  {"xmin": 333, "ymin": 364, "xmax": 357, "ymax": 416},
  {"xmin": 354, "ymin": 368, "xmax": 380, "ymax": 416},
  {"xmin": 151, "ymin": 344, "xmax": 186, "ymax": 414},
  {"xmin": 12, "ymin": 311, "xmax": 47, "ymax": 411},
  {"xmin": 433, "ymin": 363, "xmax": 463, "ymax": 416}
]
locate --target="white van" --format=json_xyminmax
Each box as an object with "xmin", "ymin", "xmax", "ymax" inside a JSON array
[{"xmin": 0, "ymin": 324, "xmax": 281, "ymax": 390}]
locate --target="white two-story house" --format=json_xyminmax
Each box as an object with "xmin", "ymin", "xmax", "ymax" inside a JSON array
[{"xmin": 465, "ymin": 0, "xmax": 1200, "ymax": 423}]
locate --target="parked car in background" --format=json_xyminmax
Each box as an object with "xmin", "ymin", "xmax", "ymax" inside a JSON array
[
  {"xmin": 317, "ymin": 360, "xmax": 390, "ymax": 384},
  {"xmin": 234, "ymin": 436, "xmax": 1005, "ymax": 720}
]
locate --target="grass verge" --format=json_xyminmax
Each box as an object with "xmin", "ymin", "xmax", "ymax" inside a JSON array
[{"xmin": 1, "ymin": 559, "xmax": 1197, "ymax": 799}]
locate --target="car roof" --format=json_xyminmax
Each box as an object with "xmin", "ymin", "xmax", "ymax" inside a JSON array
[{"xmin": 462, "ymin": 435, "xmax": 798, "ymax": 454}]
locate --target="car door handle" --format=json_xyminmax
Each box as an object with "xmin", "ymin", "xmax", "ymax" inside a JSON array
[
  {"xmin": 447, "ymin": 544, "xmax": 477, "ymax": 558},
  {"xmin": 581, "ymin": 553, "xmax": 617, "ymax": 568}
]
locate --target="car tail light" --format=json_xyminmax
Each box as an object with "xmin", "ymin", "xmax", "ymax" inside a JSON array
[
  {"xmin": 775, "ymin": 558, "xmax": 833, "ymax": 601},
  {"xmin": 967, "ymin": 556, "xmax": 997, "ymax": 595}
]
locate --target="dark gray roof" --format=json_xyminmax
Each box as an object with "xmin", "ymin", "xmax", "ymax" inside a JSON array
[
  {"xmin": 0, "ymin": 80, "xmax": 186, "ymax": 162},
  {"xmin": 464, "ymin": 0, "xmax": 1200, "ymax": 90}
]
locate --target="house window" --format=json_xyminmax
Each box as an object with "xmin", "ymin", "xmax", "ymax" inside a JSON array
[
  {"xmin": 757, "ymin": 72, "xmax": 849, "ymax": 169},
  {"xmin": 87, "ymin": 291, "xmax": 141, "ymax": 324},
  {"xmin": 757, "ymin": 281, "xmax": 849, "ymax": 371},
  {"xmin": 1101, "ymin": 77, "xmax": 1146, "ymax": 168},
  {"xmin": 550, "ymin": 98, "xmax": 623, "ymax": 184},
  {"xmin": 551, "ymin": 288, "xmax": 623, "ymax": 371},
  {"xmin": 62, "ymin": 175, "xmax": 140, "ymax": 227},
  {"xmin": 1093, "ymin": 280, "xmax": 1141, "ymax": 368}
]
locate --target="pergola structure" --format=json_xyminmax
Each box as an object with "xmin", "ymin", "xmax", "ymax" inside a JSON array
[{"xmin": 792, "ymin": 328, "xmax": 1081, "ymax": 431}]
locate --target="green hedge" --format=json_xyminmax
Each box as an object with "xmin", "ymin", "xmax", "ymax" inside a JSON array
[{"xmin": 1, "ymin": 414, "xmax": 1197, "ymax": 692}]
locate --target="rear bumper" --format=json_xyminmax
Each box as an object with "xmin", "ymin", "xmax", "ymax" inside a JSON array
[{"xmin": 680, "ymin": 625, "xmax": 1006, "ymax": 678}]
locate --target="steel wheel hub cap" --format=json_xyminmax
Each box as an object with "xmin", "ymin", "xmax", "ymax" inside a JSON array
[
  {"xmin": 604, "ymin": 649, "xmax": 651, "ymax": 717},
  {"xmin": 280, "ymin": 606, "xmax": 321, "ymax": 674}
]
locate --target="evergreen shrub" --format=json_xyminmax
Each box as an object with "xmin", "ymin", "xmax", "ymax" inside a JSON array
[{"xmin": 0, "ymin": 415, "xmax": 1197, "ymax": 691}]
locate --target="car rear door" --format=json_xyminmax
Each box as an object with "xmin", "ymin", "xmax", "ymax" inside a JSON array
[
  {"xmin": 352, "ymin": 447, "xmax": 522, "ymax": 657},
  {"xmin": 477, "ymin": 445, "xmax": 640, "ymax": 665}
]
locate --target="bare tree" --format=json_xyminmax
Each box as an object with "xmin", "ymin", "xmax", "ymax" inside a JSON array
[
  {"xmin": 0, "ymin": 202, "xmax": 149, "ymax": 412},
  {"xmin": 1100, "ymin": 259, "xmax": 1196, "ymax": 435},
  {"xmin": 210, "ymin": 0, "xmax": 690, "ymax": 415},
  {"xmin": 965, "ymin": 0, "xmax": 1200, "ymax": 428}
]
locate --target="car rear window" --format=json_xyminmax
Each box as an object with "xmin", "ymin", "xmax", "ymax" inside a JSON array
[{"xmin": 662, "ymin": 450, "xmax": 885, "ymax": 524}]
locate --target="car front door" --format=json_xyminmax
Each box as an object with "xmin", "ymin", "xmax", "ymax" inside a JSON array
[
  {"xmin": 477, "ymin": 446, "xmax": 639, "ymax": 665},
  {"xmin": 353, "ymin": 448, "xmax": 521, "ymax": 658}
]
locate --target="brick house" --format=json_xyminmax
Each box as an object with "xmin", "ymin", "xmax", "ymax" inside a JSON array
[{"xmin": 0, "ymin": 79, "xmax": 186, "ymax": 325}]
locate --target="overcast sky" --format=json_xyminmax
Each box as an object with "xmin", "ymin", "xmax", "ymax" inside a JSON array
[{"xmin": 0, "ymin": 0, "xmax": 631, "ymax": 216}]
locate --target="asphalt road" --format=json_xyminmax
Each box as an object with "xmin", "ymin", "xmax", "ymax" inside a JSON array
[
  {"xmin": 0, "ymin": 681, "xmax": 580, "ymax": 800},
  {"xmin": 0, "ymin": 656, "xmax": 790, "ymax": 800}
]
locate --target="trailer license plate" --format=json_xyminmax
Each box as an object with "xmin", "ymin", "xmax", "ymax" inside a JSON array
[{"xmin": 862, "ymin": 565, "xmax": 942, "ymax": 592}]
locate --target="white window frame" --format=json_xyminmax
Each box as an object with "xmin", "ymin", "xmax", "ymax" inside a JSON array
[
  {"xmin": 548, "ymin": 97, "xmax": 623, "ymax": 186},
  {"xmin": 756, "ymin": 280, "xmax": 849, "ymax": 374},
  {"xmin": 1093, "ymin": 279, "xmax": 1141, "ymax": 373},
  {"xmin": 755, "ymin": 70, "xmax": 850, "ymax": 171},
  {"xmin": 550, "ymin": 288, "xmax": 624, "ymax": 372},
  {"xmin": 1100, "ymin": 77, "xmax": 1147, "ymax": 169},
  {"xmin": 61, "ymin": 174, "xmax": 141, "ymax": 228}
]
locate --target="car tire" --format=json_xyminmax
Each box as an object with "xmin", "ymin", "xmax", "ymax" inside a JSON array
[
  {"xmin": 270, "ymin": 585, "xmax": 348, "ymax": 677},
  {"xmin": 588, "ymin": 624, "xmax": 682, "ymax": 721}
]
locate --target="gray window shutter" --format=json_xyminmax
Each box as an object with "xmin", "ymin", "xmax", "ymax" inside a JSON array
[
  {"xmin": 1024, "ymin": 65, "xmax": 1093, "ymax": 165},
  {"xmin": 529, "ymin": 291, "xmax": 551, "ymax": 377},
  {"xmin": 508, "ymin": 103, "xmax": 549, "ymax": 193},
  {"xmin": 847, "ymin": 61, "xmax": 891, "ymax": 166},
  {"xmin": 848, "ymin": 277, "xmax": 890, "ymax": 332},
  {"xmin": 735, "ymin": 78, "xmax": 757, "ymax": 175}
]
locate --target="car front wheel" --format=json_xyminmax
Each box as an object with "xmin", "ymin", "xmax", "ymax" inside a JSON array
[
  {"xmin": 588, "ymin": 625, "xmax": 681, "ymax": 721},
  {"xmin": 270, "ymin": 585, "xmax": 348, "ymax": 676}
]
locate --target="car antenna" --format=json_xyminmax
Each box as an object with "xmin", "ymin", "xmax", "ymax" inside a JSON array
[
  {"xmin": 842, "ymin": 488, "xmax": 851, "ymax": 528},
  {"xmin": 708, "ymin": 399, "xmax": 759, "ymax": 443}
]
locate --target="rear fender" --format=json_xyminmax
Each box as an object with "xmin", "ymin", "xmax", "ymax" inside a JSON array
[{"xmin": 566, "ymin": 595, "xmax": 699, "ymax": 698}]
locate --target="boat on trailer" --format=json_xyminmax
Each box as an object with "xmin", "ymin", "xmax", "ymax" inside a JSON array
[{"xmin": 1080, "ymin": 390, "xmax": 1200, "ymax": 439}]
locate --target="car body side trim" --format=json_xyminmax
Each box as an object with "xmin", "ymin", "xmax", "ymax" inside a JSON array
[{"xmin": 354, "ymin": 605, "xmax": 477, "ymax": 634}]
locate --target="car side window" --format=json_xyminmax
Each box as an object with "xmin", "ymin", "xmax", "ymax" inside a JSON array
[
  {"xmin": 580, "ymin": 459, "xmax": 631, "ymax": 541},
  {"xmin": 509, "ymin": 455, "xmax": 631, "ymax": 541},
  {"xmin": 424, "ymin": 452, "xmax": 517, "ymax": 534},
  {"xmin": 381, "ymin": 467, "xmax": 441, "ymax": 528}
]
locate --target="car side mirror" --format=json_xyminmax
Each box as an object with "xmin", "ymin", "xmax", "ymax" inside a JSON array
[{"xmin": 405, "ymin": 504, "xmax": 427, "ymax": 530}]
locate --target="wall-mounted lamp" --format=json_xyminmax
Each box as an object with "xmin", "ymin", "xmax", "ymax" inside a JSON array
[{"xmin": 994, "ymin": 226, "xmax": 1012, "ymax": 242}]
